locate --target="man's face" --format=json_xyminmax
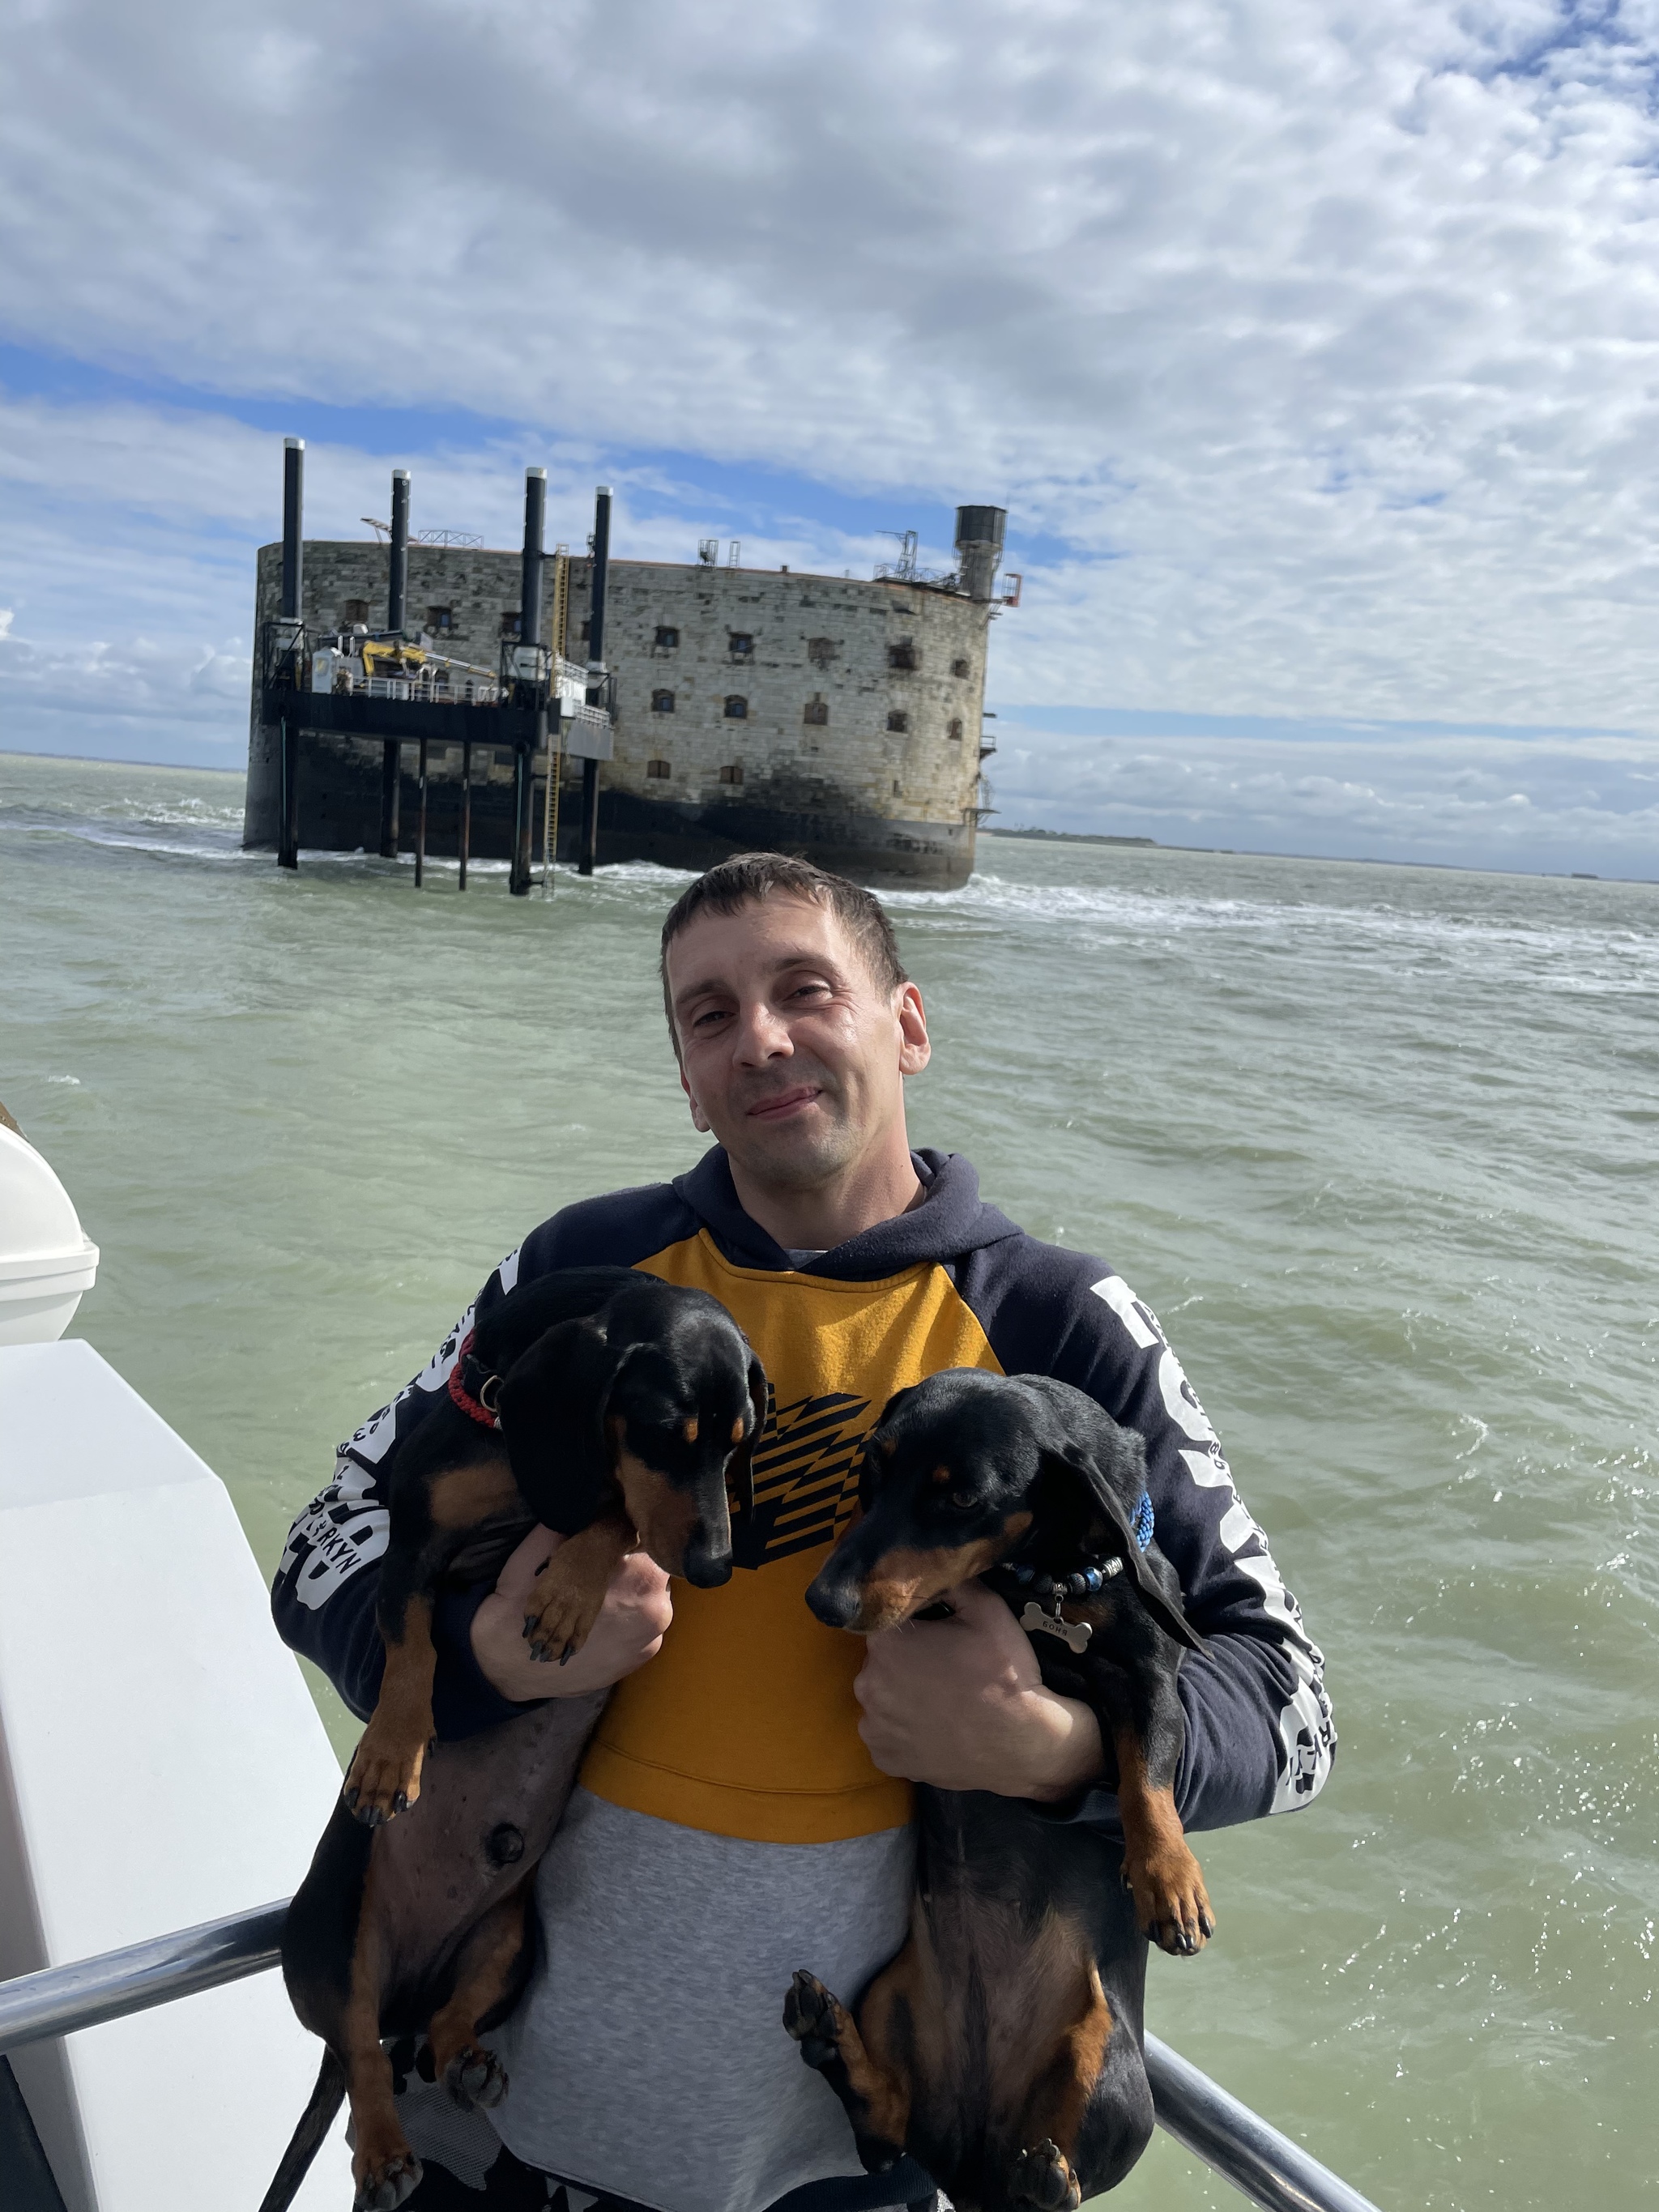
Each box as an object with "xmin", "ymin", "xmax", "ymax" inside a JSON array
[{"xmin": 667, "ymin": 896, "xmax": 930, "ymax": 1191}]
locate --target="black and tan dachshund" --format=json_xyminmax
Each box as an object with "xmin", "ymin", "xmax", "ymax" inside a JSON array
[
  {"xmin": 785, "ymin": 1368, "xmax": 1212, "ymax": 2212},
  {"xmin": 263, "ymin": 1265, "xmax": 766, "ymax": 2212}
]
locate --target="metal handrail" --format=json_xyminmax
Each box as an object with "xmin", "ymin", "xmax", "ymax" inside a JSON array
[
  {"xmin": 0, "ymin": 1906, "xmax": 1383, "ymax": 2212},
  {"xmin": 0, "ymin": 1903, "xmax": 286, "ymax": 2051},
  {"xmin": 1145, "ymin": 2033, "xmax": 1382, "ymax": 2212}
]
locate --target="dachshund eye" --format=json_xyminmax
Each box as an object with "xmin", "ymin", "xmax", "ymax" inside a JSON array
[{"xmin": 948, "ymin": 1489, "xmax": 977, "ymax": 1511}]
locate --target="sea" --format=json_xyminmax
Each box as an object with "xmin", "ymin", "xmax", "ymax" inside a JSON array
[{"xmin": 1, "ymin": 750, "xmax": 1653, "ymax": 2210}]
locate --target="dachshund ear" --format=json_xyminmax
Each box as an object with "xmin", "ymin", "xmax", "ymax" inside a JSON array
[
  {"xmin": 857, "ymin": 1381, "xmax": 919, "ymax": 1509},
  {"xmin": 1026, "ymin": 1379, "xmax": 1205, "ymax": 1654},
  {"xmin": 725, "ymin": 1353, "xmax": 769, "ymax": 1522},
  {"xmin": 496, "ymin": 1316, "xmax": 627, "ymax": 1533}
]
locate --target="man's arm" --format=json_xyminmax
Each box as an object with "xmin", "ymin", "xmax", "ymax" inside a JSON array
[{"xmin": 862, "ymin": 1247, "xmax": 1335, "ymax": 1829}]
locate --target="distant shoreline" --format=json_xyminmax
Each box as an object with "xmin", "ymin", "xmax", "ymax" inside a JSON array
[
  {"xmin": 2, "ymin": 751, "xmax": 1645, "ymax": 885},
  {"xmin": 986, "ymin": 822, "xmax": 1640, "ymax": 884}
]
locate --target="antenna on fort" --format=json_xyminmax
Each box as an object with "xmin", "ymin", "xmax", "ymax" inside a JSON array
[
  {"xmin": 726, "ymin": 539, "xmax": 741, "ymax": 568},
  {"xmin": 697, "ymin": 538, "xmax": 719, "ymax": 565},
  {"xmin": 362, "ymin": 518, "xmax": 391, "ymax": 544}
]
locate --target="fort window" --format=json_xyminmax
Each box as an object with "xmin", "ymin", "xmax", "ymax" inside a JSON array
[
  {"xmin": 893, "ymin": 780, "xmax": 902, "ymax": 796},
  {"xmin": 948, "ymin": 718, "xmax": 964, "ymax": 741},
  {"xmin": 803, "ymin": 698, "xmax": 829, "ymax": 727},
  {"xmin": 886, "ymin": 710, "xmax": 909, "ymax": 733},
  {"xmin": 807, "ymin": 637, "xmax": 837, "ymax": 668},
  {"xmin": 500, "ymin": 611, "xmax": 522, "ymax": 639},
  {"xmin": 728, "ymin": 632, "xmax": 754, "ymax": 658},
  {"xmin": 340, "ymin": 599, "xmax": 369, "ymax": 627},
  {"xmin": 887, "ymin": 640, "xmax": 917, "ymax": 671},
  {"xmin": 655, "ymin": 624, "xmax": 680, "ymax": 649},
  {"xmin": 724, "ymin": 695, "xmax": 748, "ymax": 719},
  {"xmin": 951, "ymin": 656, "xmax": 970, "ymax": 679},
  {"xmin": 719, "ymin": 763, "xmax": 744, "ymax": 785},
  {"xmin": 579, "ymin": 619, "xmax": 591, "ymax": 643},
  {"xmin": 646, "ymin": 758, "xmax": 672, "ymax": 779},
  {"xmin": 427, "ymin": 606, "xmax": 454, "ymax": 633},
  {"xmin": 651, "ymin": 688, "xmax": 676, "ymax": 714}
]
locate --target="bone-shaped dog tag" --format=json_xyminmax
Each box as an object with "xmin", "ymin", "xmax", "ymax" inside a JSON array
[{"xmin": 1021, "ymin": 1601, "xmax": 1093, "ymax": 1654}]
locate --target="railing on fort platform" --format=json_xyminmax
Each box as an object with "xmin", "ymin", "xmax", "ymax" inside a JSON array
[
  {"xmin": 0, "ymin": 1901, "xmax": 1386, "ymax": 2212},
  {"xmin": 257, "ymin": 623, "xmax": 612, "ymax": 893}
]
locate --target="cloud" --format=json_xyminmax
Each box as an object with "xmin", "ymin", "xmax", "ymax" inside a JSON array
[
  {"xmin": 987, "ymin": 715, "xmax": 1659, "ymax": 876},
  {"xmin": 3, "ymin": 0, "xmax": 1659, "ymax": 847}
]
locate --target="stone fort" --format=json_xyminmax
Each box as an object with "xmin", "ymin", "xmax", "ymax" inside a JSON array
[{"xmin": 244, "ymin": 502, "xmax": 1010, "ymax": 889}]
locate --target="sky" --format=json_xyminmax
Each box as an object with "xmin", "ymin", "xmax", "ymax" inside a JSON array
[{"xmin": 2, "ymin": 0, "xmax": 1659, "ymax": 874}]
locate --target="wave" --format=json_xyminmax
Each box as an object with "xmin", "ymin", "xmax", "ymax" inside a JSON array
[{"xmin": 883, "ymin": 869, "xmax": 1659, "ymax": 987}]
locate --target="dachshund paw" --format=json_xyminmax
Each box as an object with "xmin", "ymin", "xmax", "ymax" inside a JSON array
[
  {"xmin": 1010, "ymin": 2140, "xmax": 1081, "ymax": 2212},
  {"xmin": 343, "ymin": 1732, "xmax": 430, "ymax": 1826},
  {"xmin": 783, "ymin": 1969, "xmax": 849, "ymax": 2071},
  {"xmin": 1125, "ymin": 1843, "xmax": 1215, "ymax": 1956},
  {"xmin": 443, "ymin": 2043, "xmax": 507, "ymax": 2111},
  {"xmin": 522, "ymin": 1565, "xmax": 606, "ymax": 1665},
  {"xmin": 353, "ymin": 2152, "xmax": 423, "ymax": 2210}
]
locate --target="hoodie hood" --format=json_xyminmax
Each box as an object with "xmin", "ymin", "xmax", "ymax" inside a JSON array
[{"xmin": 670, "ymin": 1146, "xmax": 1024, "ymax": 1282}]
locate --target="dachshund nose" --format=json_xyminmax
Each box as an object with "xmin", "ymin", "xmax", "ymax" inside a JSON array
[
  {"xmin": 681, "ymin": 1537, "xmax": 733, "ymax": 1589},
  {"xmin": 805, "ymin": 1571, "xmax": 859, "ymax": 1630}
]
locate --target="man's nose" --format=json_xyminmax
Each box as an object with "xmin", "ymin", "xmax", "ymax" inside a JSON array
[{"xmin": 732, "ymin": 998, "xmax": 793, "ymax": 1063}]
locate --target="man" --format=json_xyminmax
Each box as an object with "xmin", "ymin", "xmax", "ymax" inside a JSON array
[{"xmin": 274, "ymin": 853, "xmax": 1334, "ymax": 2212}]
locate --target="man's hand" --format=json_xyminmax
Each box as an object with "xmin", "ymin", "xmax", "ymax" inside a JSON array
[
  {"xmin": 853, "ymin": 1578, "xmax": 1110, "ymax": 1801},
  {"xmin": 471, "ymin": 1525, "xmax": 672, "ymax": 1703}
]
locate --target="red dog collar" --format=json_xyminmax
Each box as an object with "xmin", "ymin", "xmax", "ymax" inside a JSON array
[{"xmin": 447, "ymin": 1331, "xmax": 501, "ymax": 1431}]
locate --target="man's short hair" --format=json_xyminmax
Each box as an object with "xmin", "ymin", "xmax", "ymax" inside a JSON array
[{"xmin": 659, "ymin": 852, "xmax": 908, "ymax": 1044}]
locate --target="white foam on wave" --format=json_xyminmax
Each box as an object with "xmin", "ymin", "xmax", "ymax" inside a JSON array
[{"xmin": 885, "ymin": 868, "xmax": 1659, "ymax": 991}]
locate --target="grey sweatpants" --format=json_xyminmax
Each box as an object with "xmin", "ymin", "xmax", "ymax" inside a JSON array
[{"xmin": 398, "ymin": 1788, "xmax": 916, "ymax": 2212}]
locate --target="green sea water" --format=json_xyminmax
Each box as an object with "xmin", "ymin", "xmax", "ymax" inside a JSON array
[{"xmin": 2, "ymin": 750, "xmax": 1653, "ymax": 2210}]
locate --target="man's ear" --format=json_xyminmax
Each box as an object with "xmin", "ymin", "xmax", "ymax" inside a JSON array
[
  {"xmin": 496, "ymin": 1317, "xmax": 629, "ymax": 1533},
  {"xmin": 1025, "ymin": 1379, "xmax": 1205, "ymax": 1654},
  {"xmin": 896, "ymin": 982, "xmax": 930, "ymax": 1077},
  {"xmin": 725, "ymin": 1353, "xmax": 770, "ymax": 1522}
]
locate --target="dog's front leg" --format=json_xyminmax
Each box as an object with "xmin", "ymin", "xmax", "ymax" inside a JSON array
[
  {"xmin": 1087, "ymin": 1624, "xmax": 1213, "ymax": 1955},
  {"xmin": 344, "ymin": 1582, "xmax": 438, "ymax": 1826},
  {"xmin": 520, "ymin": 1511, "xmax": 636, "ymax": 1664}
]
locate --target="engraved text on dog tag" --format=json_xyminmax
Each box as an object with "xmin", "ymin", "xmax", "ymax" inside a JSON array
[{"xmin": 1021, "ymin": 1600, "xmax": 1093, "ymax": 1654}]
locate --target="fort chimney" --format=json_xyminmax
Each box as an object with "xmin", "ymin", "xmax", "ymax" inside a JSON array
[
  {"xmin": 279, "ymin": 438, "xmax": 304, "ymax": 622},
  {"xmin": 954, "ymin": 505, "xmax": 1006, "ymax": 603},
  {"xmin": 388, "ymin": 470, "xmax": 411, "ymax": 636}
]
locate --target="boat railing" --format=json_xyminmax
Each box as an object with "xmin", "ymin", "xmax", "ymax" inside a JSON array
[{"xmin": 0, "ymin": 1903, "xmax": 1384, "ymax": 2212}]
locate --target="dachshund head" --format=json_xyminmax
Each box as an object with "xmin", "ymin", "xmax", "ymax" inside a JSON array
[
  {"xmin": 482, "ymin": 1272, "xmax": 767, "ymax": 1588},
  {"xmin": 807, "ymin": 1367, "xmax": 1199, "ymax": 1648}
]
